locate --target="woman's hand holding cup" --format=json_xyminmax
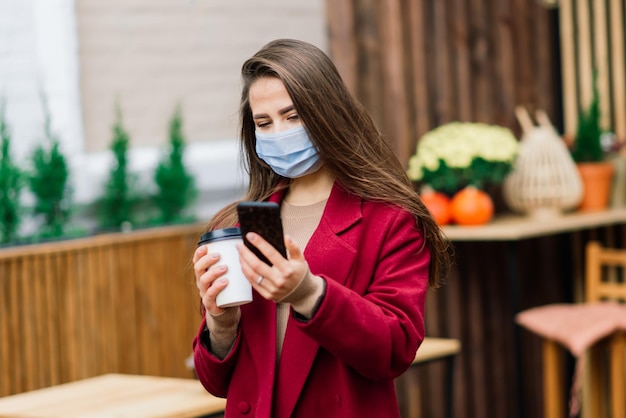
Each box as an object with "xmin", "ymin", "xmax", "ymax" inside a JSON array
[{"xmin": 193, "ymin": 244, "xmax": 230, "ymax": 317}]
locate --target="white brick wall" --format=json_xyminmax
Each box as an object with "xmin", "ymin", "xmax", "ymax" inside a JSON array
[{"xmin": 0, "ymin": 0, "xmax": 326, "ymax": 234}]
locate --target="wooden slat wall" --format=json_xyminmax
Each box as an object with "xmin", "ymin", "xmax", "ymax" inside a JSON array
[
  {"xmin": 326, "ymin": 0, "xmax": 561, "ymax": 167},
  {"xmin": 0, "ymin": 224, "xmax": 205, "ymax": 397},
  {"xmin": 560, "ymin": 0, "xmax": 626, "ymax": 139}
]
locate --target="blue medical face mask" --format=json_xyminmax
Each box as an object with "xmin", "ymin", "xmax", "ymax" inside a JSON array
[{"xmin": 255, "ymin": 126, "xmax": 323, "ymax": 178}]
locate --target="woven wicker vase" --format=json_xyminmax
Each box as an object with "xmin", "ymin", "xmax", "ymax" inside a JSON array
[{"xmin": 503, "ymin": 127, "xmax": 583, "ymax": 218}]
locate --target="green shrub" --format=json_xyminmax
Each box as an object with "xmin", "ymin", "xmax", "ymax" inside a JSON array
[
  {"xmin": 153, "ymin": 106, "xmax": 197, "ymax": 223},
  {"xmin": 571, "ymin": 72, "xmax": 604, "ymax": 163},
  {"xmin": 98, "ymin": 105, "xmax": 140, "ymax": 230},
  {"xmin": 0, "ymin": 100, "xmax": 23, "ymax": 243},
  {"xmin": 28, "ymin": 96, "xmax": 72, "ymax": 238}
]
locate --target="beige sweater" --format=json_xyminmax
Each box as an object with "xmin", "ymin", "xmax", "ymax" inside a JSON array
[{"xmin": 206, "ymin": 200, "xmax": 326, "ymax": 359}]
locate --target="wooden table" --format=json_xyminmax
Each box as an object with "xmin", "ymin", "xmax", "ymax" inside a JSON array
[
  {"xmin": 0, "ymin": 374, "xmax": 226, "ymax": 418},
  {"xmin": 441, "ymin": 207, "xmax": 626, "ymax": 418}
]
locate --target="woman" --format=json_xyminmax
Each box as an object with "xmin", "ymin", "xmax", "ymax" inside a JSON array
[{"xmin": 192, "ymin": 38, "xmax": 451, "ymax": 417}]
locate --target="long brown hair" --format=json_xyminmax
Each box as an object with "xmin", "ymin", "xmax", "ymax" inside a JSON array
[{"xmin": 208, "ymin": 39, "xmax": 451, "ymax": 288}]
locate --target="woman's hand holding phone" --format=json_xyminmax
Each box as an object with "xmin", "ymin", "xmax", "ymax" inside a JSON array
[
  {"xmin": 235, "ymin": 201, "xmax": 312, "ymax": 302},
  {"xmin": 236, "ymin": 231, "xmax": 311, "ymax": 302}
]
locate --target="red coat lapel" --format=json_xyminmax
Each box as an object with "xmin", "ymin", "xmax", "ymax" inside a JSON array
[
  {"xmin": 273, "ymin": 318, "xmax": 318, "ymax": 417},
  {"xmin": 269, "ymin": 182, "xmax": 363, "ymax": 417}
]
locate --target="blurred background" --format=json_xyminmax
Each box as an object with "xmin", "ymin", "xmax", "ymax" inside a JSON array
[
  {"xmin": 0, "ymin": 0, "xmax": 326, "ymax": 229},
  {"xmin": 2, "ymin": 1, "xmax": 625, "ymax": 418}
]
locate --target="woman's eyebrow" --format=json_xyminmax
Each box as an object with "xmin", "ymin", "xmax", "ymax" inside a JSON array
[
  {"xmin": 253, "ymin": 105, "xmax": 295, "ymax": 120},
  {"xmin": 278, "ymin": 105, "xmax": 295, "ymax": 115}
]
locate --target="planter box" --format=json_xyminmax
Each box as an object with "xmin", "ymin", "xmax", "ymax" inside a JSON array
[{"xmin": 0, "ymin": 223, "xmax": 206, "ymax": 396}]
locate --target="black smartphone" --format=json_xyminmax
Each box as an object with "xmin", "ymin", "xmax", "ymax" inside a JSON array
[{"xmin": 236, "ymin": 201, "xmax": 287, "ymax": 266}]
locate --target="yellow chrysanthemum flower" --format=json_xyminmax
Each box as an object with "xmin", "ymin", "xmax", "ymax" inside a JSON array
[{"xmin": 407, "ymin": 122, "xmax": 519, "ymax": 194}]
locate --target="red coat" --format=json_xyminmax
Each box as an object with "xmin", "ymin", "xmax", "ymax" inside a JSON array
[{"xmin": 193, "ymin": 182, "xmax": 430, "ymax": 417}]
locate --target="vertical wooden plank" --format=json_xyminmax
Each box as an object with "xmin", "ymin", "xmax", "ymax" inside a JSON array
[
  {"xmin": 560, "ymin": 0, "xmax": 579, "ymax": 135},
  {"xmin": 0, "ymin": 262, "xmax": 12, "ymax": 396},
  {"xmin": 80, "ymin": 246, "xmax": 94, "ymax": 378},
  {"xmin": 378, "ymin": 0, "xmax": 411, "ymax": 164},
  {"xmin": 43, "ymin": 253, "xmax": 59, "ymax": 387},
  {"xmin": 610, "ymin": 0, "xmax": 626, "ymax": 139},
  {"xmin": 577, "ymin": 0, "xmax": 594, "ymax": 109},
  {"xmin": 76, "ymin": 247, "xmax": 91, "ymax": 379},
  {"xmin": 97, "ymin": 244, "xmax": 114, "ymax": 375},
  {"xmin": 325, "ymin": 0, "xmax": 358, "ymax": 94},
  {"xmin": 357, "ymin": 0, "xmax": 384, "ymax": 127},
  {"xmin": 593, "ymin": 0, "xmax": 611, "ymax": 130},
  {"xmin": 185, "ymin": 231, "xmax": 206, "ymax": 377},
  {"xmin": 184, "ymin": 236, "xmax": 202, "ymax": 378},
  {"xmin": 64, "ymin": 250, "xmax": 80, "ymax": 382},
  {"xmin": 511, "ymin": 0, "xmax": 532, "ymax": 115},
  {"xmin": 451, "ymin": 0, "xmax": 473, "ymax": 122},
  {"xmin": 8, "ymin": 258, "xmax": 22, "ymax": 394},
  {"xmin": 102, "ymin": 242, "xmax": 119, "ymax": 373},
  {"xmin": 165, "ymin": 236, "xmax": 187, "ymax": 377},
  {"xmin": 407, "ymin": 0, "xmax": 431, "ymax": 140},
  {"xmin": 0, "ymin": 264, "xmax": 6, "ymax": 395},
  {"xmin": 0, "ymin": 267, "xmax": 4, "ymax": 395},
  {"xmin": 133, "ymin": 240, "xmax": 153, "ymax": 375},
  {"xmin": 84, "ymin": 246, "xmax": 101, "ymax": 377},
  {"xmin": 130, "ymin": 240, "xmax": 144, "ymax": 375},
  {"xmin": 114, "ymin": 240, "xmax": 132, "ymax": 373},
  {"xmin": 145, "ymin": 239, "xmax": 164, "ymax": 376},
  {"xmin": 485, "ymin": 242, "xmax": 512, "ymax": 418},
  {"xmin": 26, "ymin": 255, "xmax": 44, "ymax": 391},
  {"xmin": 179, "ymin": 232, "xmax": 206, "ymax": 378},
  {"xmin": 53, "ymin": 252, "xmax": 66, "ymax": 385},
  {"xmin": 532, "ymin": 3, "xmax": 558, "ymax": 126},
  {"xmin": 433, "ymin": 0, "xmax": 454, "ymax": 124},
  {"xmin": 117, "ymin": 242, "xmax": 140, "ymax": 374},
  {"xmin": 158, "ymin": 237, "xmax": 173, "ymax": 376},
  {"xmin": 161, "ymin": 236, "xmax": 179, "ymax": 377},
  {"xmin": 460, "ymin": 242, "xmax": 488, "ymax": 418},
  {"xmin": 440, "ymin": 266, "xmax": 468, "ymax": 418}
]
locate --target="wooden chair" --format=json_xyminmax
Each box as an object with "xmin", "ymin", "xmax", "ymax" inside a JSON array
[
  {"xmin": 583, "ymin": 242, "xmax": 626, "ymax": 418},
  {"xmin": 517, "ymin": 241, "xmax": 626, "ymax": 418}
]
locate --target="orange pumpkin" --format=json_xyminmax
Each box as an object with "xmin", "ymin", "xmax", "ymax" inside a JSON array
[
  {"xmin": 420, "ymin": 190, "xmax": 452, "ymax": 225},
  {"xmin": 450, "ymin": 187, "xmax": 494, "ymax": 226}
]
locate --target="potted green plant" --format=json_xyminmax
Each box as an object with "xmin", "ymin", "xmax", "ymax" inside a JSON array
[
  {"xmin": 570, "ymin": 72, "xmax": 615, "ymax": 211},
  {"xmin": 407, "ymin": 122, "xmax": 519, "ymax": 195}
]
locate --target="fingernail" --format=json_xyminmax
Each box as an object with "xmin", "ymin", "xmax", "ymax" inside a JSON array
[
  {"xmin": 210, "ymin": 253, "xmax": 219, "ymax": 259},
  {"xmin": 247, "ymin": 232, "xmax": 256, "ymax": 242}
]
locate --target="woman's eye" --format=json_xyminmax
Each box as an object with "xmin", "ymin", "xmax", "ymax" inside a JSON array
[
  {"xmin": 287, "ymin": 114, "xmax": 299, "ymax": 121},
  {"xmin": 256, "ymin": 121, "xmax": 270, "ymax": 128}
]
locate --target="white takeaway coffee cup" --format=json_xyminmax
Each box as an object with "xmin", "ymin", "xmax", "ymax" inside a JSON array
[{"xmin": 198, "ymin": 227, "xmax": 252, "ymax": 308}]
